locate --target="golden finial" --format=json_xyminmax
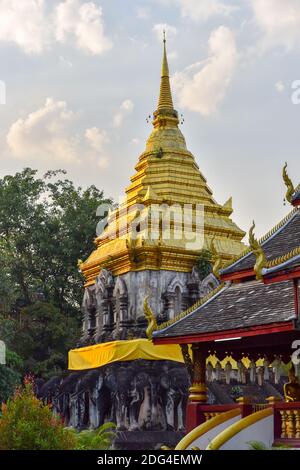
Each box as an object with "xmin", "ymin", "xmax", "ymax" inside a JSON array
[
  {"xmin": 157, "ymin": 30, "xmax": 174, "ymax": 112},
  {"xmin": 144, "ymin": 296, "xmax": 158, "ymax": 339},
  {"xmin": 249, "ymin": 221, "xmax": 266, "ymax": 280},
  {"xmin": 282, "ymin": 162, "xmax": 295, "ymax": 204},
  {"xmin": 210, "ymin": 238, "xmax": 222, "ymax": 279}
]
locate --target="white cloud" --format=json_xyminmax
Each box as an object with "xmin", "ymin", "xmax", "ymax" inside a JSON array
[
  {"xmin": 251, "ymin": 0, "xmax": 300, "ymax": 51},
  {"xmin": 0, "ymin": 0, "xmax": 49, "ymax": 54},
  {"xmin": 152, "ymin": 23, "xmax": 178, "ymax": 42},
  {"xmin": 55, "ymin": 0, "xmax": 112, "ymax": 55},
  {"xmin": 173, "ymin": 26, "xmax": 238, "ymax": 115},
  {"xmin": 275, "ymin": 80, "xmax": 285, "ymax": 92},
  {"xmin": 113, "ymin": 99, "xmax": 134, "ymax": 128},
  {"xmin": 6, "ymin": 98, "xmax": 81, "ymax": 162},
  {"xmin": 85, "ymin": 127, "xmax": 109, "ymax": 152},
  {"xmin": 157, "ymin": 0, "xmax": 237, "ymax": 22},
  {"xmin": 6, "ymin": 98, "xmax": 110, "ymax": 167},
  {"xmin": 0, "ymin": 0, "xmax": 112, "ymax": 55}
]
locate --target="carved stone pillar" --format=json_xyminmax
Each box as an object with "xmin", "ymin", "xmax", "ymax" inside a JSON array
[
  {"xmin": 188, "ymin": 344, "xmax": 207, "ymax": 403},
  {"xmin": 94, "ymin": 304, "xmax": 103, "ymax": 344},
  {"xmin": 187, "ymin": 281, "xmax": 199, "ymax": 306},
  {"xmin": 119, "ymin": 294, "xmax": 129, "ymax": 327},
  {"xmin": 81, "ymin": 307, "xmax": 90, "ymax": 344},
  {"xmin": 181, "ymin": 294, "xmax": 189, "ymax": 312},
  {"xmin": 88, "ymin": 306, "xmax": 96, "ymax": 344},
  {"xmin": 165, "ymin": 294, "xmax": 175, "ymax": 320}
]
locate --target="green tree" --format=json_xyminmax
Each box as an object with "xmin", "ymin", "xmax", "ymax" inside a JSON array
[
  {"xmin": 14, "ymin": 302, "xmax": 77, "ymax": 378},
  {"xmin": 0, "ymin": 350, "xmax": 23, "ymax": 403},
  {"xmin": 0, "ymin": 168, "xmax": 111, "ymax": 379}
]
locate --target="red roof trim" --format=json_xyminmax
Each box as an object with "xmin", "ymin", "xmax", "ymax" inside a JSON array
[
  {"xmin": 221, "ymin": 268, "xmax": 254, "ymax": 282},
  {"xmin": 153, "ymin": 321, "xmax": 295, "ymax": 345},
  {"xmin": 263, "ymin": 266, "xmax": 300, "ymax": 283}
]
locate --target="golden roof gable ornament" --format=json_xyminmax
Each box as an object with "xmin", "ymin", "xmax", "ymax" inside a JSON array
[
  {"xmin": 248, "ymin": 221, "xmax": 266, "ymax": 280},
  {"xmin": 283, "ymin": 162, "xmax": 295, "ymax": 204},
  {"xmin": 210, "ymin": 238, "xmax": 222, "ymax": 279}
]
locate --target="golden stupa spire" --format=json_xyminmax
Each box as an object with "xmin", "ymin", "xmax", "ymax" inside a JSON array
[{"xmin": 157, "ymin": 31, "xmax": 174, "ymax": 113}]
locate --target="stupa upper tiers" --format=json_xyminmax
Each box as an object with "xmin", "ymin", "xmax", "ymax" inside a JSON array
[{"xmin": 81, "ymin": 39, "xmax": 246, "ymax": 285}]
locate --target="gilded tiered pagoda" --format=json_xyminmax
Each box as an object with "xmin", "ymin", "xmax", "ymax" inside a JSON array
[{"xmin": 80, "ymin": 38, "xmax": 245, "ymax": 345}]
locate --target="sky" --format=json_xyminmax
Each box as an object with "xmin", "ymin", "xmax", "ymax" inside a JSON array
[{"xmin": 1, "ymin": 0, "xmax": 300, "ymax": 238}]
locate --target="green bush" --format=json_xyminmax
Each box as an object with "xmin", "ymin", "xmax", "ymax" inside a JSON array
[
  {"xmin": 0, "ymin": 377, "xmax": 76, "ymax": 450},
  {"xmin": 72, "ymin": 422, "xmax": 116, "ymax": 450}
]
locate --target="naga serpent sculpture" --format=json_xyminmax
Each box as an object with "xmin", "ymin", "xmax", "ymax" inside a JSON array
[
  {"xmin": 249, "ymin": 221, "xmax": 267, "ymax": 280},
  {"xmin": 282, "ymin": 162, "xmax": 295, "ymax": 204},
  {"xmin": 144, "ymin": 296, "xmax": 158, "ymax": 339}
]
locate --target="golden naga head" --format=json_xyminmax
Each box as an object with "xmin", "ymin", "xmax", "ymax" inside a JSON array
[
  {"xmin": 77, "ymin": 259, "xmax": 83, "ymax": 269},
  {"xmin": 210, "ymin": 238, "xmax": 222, "ymax": 279},
  {"xmin": 282, "ymin": 162, "xmax": 295, "ymax": 204},
  {"xmin": 249, "ymin": 221, "xmax": 266, "ymax": 280},
  {"xmin": 144, "ymin": 296, "xmax": 158, "ymax": 339}
]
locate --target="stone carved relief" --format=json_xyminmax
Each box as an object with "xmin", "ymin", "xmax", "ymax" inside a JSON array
[
  {"xmin": 39, "ymin": 361, "xmax": 189, "ymax": 435},
  {"xmin": 199, "ymin": 273, "xmax": 219, "ymax": 297}
]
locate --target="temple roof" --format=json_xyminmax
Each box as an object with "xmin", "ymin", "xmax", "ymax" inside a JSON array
[
  {"xmin": 221, "ymin": 207, "xmax": 300, "ymax": 277},
  {"xmin": 153, "ymin": 279, "xmax": 296, "ymax": 340}
]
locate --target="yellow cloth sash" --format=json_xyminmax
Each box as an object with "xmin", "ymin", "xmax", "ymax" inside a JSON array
[
  {"xmin": 68, "ymin": 338, "xmax": 264, "ymax": 371},
  {"xmin": 68, "ymin": 338, "xmax": 184, "ymax": 370}
]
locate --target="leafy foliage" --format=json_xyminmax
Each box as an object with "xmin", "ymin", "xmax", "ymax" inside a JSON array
[
  {"xmin": 247, "ymin": 440, "xmax": 292, "ymax": 450},
  {"xmin": 72, "ymin": 422, "xmax": 116, "ymax": 450},
  {"xmin": 0, "ymin": 168, "xmax": 111, "ymax": 383},
  {"xmin": 0, "ymin": 378, "xmax": 116, "ymax": 450},
  {"xmin": 195, "ymin": 249, "xmax": 212, "ymax": 279},
  {"xmin": 13, "ymin": 302, "xmax": 78, "ymax": 378},
  {"xmin": 0, "ymin": 378, "xmax": 76, "ymax": 450},
  {"xmin": 0, "ymin": 350, "xmax": 23, "ymax": 403}
]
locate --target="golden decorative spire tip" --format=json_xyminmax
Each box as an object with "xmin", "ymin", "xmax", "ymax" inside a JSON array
[{"xmin": 157, "ymin": 31, "xmax": 174, "ymax": 113}]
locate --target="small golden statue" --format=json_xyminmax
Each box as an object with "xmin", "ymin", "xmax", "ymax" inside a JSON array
[{"xmin": 284, "ymin": 365, "xmax": 300, "ymax": 402}]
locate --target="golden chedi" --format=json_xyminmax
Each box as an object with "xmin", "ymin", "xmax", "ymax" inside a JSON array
[{"xmin": 79, "ymin": 37, "xmax": 246, "ymax": 345}]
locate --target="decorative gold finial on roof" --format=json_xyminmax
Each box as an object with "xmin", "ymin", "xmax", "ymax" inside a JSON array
[
  {"xmin": 283, "ymin": 162, "xmax": 295, "ymax": 204},
  {"xmin": 157, "ymin": 32, "xmax": 174, "ymax": 113},
  {"xmin": 249, "ymin": 221, "xmax": 266, "ymax": 280}
]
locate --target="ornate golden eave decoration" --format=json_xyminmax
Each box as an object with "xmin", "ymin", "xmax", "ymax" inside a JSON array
[
  {"xmin": 265, "ymin": 246, "xmax": 300, "ymax": 270},
  {"xmin": 144, "ymin": 297, "xmax": 158, "ymax": 339},
  {"xmin": 248, "ymin": 221, "xmax": 266, "ymax": 280},
  {"xmin": 221, "ymin": 206, "xmax": 299, "ymax": 272},
  {"xmin": 283, "ymin": 162, "xmax": 295, "ymax": 204},
  {"xmin": 154, "ymin": 283, "xmax": 226, "ymax": 332}
]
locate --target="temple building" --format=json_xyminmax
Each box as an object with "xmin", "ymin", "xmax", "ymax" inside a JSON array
[
  {"xmin": 79, "ymin": 37, "xmax": 245, "ymax": 346},
  {"xmin": 151, "ymin": 166, "xmax": 300, "ymax": 450},
  {"xmin": 40, "ymin": 38, "xmax": 247, "ymax": 450}
]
